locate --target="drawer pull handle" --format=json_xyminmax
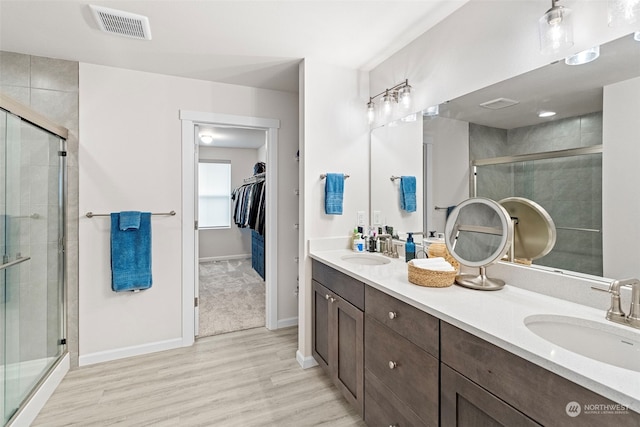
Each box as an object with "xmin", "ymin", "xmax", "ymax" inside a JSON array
[
  {"xmin": 388, "ymin": 361, "xmax": 397, "ymax": 369},
  {"xmin": 388, "ymin": 311, "xmax": 397, "ymax": 320}
]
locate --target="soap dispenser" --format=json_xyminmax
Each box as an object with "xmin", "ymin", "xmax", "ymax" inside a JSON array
[{"xmin": 405, "ymin": 232, "xmax": 415, "ymax": 262}]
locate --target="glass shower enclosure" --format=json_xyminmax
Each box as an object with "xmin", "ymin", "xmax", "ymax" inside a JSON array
[{"xmin": 1, "ymin": 105, "xmax": 66, "ymax": 424}]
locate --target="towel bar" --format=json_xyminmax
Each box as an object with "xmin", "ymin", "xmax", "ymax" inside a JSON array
[
  {"xmin": 320, "ymin": 174, "xmax": 350, "ymax": 179},
  {"xmin": 86, "ymin": 210, "xmax": 176, "ymax": 218},
  {"xmin": 390, "ymin": 175, "xmax": 401, "ymax": 181}
]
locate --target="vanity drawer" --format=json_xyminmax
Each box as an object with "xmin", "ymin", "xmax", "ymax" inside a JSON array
[
  {"xmin": 312, "ymin": 259, "xmax": 364, "ymax": 310},
  {"xmin": 364, "ymin": 315, "xmax": 438, "ymax": 425},
  {"xmin": 365, "ymin": 285, "xmax": 439, "ymax": 356},
  {"xmin": 364, "ymin": 369, "xmax": 427, "ymax": 427},
  {"xmin": 441, "ymin": 322, "xmax": 640, "ymax": 427}
]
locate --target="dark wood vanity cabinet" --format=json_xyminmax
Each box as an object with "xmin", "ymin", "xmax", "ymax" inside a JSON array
[
  {"xmin": 311, "ymin": 260, "xmax": 364, "ymax": 416},
  {"xmin": 440, "ymin": 322, "xmax": 640, "ymax": 427},
  {"xmin": 364, "ymin": 286, "xmax": 439, "ymax": 426}
]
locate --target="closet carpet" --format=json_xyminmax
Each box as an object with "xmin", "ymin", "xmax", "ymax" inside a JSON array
[
  {"xmin": 198, "ymin": 258, "xmax": 265, "ymax": 337},
  {"xmin": 32, "ymin": 327, "xmax": 365, "ymax": 426}
]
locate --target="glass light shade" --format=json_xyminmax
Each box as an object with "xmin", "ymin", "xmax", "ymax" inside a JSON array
[
  {"xmin": 367, "ymin": 101, "xmax": 376, "ymax": 124},
  {"xmin": 538, "ymin": 5, "xmax": 574, "ymax": 54},
  {"xmin": 381, "ymin": 92, "xmax": 395, "ymax": 117},
  {"xmin": 399, "ymin": 86, "xmax": 412, "ymax": 111},
  {"xmin": 608, "ymin": 0, "xmax": 640, "ymax": 27},
  {"xmin": 565, "ymin": 46, "xmax": 600, "ymax": 65}
]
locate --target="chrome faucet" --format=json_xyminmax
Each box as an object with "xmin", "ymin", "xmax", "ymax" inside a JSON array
[
  {"xmin": 377, "ymin": 234, "xmax": 399, "ymax": 258},
  {"xmin": 592, "ymin": 278, "xmax": 640, "ymax": 329}
]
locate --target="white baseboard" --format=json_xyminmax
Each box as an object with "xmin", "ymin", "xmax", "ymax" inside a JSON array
[
  {"xmin": 78, "ymin": 338, "xmax": 183, "ymax": 366},
  {"xmin": 9, "ymin": 353, "xmax": 70, "ymax": 427},
  {"xmin": 277, "ymin": 317, "xmax": 298, "ymax": 329},
  {"xmin": 199, "ymin": 254, "xmax": 251, "ymax": 262},
  {"xmin": 296, "ymin": 350, "xmax": 319, "ymax": 369}
]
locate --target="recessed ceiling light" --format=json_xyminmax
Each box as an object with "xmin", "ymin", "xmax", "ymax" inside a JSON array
[
  {"xmin": 538, "ymin": 111, "xmax": 557, "ymax": 118},
  {"xmin": 565, "ymin": 46, "xmax": 600, "ymax": 65},
  {"xmin": 635, "ymin": 31, "xmax": 640, "ymax": 42}
]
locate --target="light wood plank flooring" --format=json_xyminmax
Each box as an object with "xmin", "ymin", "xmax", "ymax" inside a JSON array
[{"xmin": 33, "ymin": 327, "xmax": 365, "ymax": 426}]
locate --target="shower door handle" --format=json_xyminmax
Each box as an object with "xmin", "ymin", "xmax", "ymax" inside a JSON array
[{"xmin": 0, "ymin": 256, "xmax": 31, "ymax": 271}]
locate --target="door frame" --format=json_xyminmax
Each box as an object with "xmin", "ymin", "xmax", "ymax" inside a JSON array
[{"xmin": 180, "ymin": 111, "xmax": 280, "ymax": 346}]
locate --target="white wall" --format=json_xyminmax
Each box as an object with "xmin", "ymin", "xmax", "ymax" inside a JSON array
[
  {"xmin": 603, "ymin": 76, "xmax": 640, "ymax": 279},
  {"xmin": 298, "ymin": 59, "xmax": 369, "ymax": 363},
  {"xmin": 198, "ymin": 146, "xmax": 260, "ymax": 260},
  {"xmin": 371, "ymin": 119, "xmax": 423, "ymax": 236},
  {"xmin": 79, "ymin": 63, "xmax": 298, "ymax": 363}
]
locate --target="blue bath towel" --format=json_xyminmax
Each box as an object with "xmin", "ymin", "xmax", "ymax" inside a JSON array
[
  {"xmin": 111, "ymin": 212, "xmax": 152, "ymax": 292},
  {"xmin": 324, "ymin": 173, "xmax": 344, "ymax": 215},
  {"xmin": 400, "ymin": 176, "xmax": 416, "ymax": 213}
]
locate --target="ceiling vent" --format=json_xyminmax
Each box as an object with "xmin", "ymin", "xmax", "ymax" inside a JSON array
[
  {"xmin": 89, "ymin": 5, "xmax": 152, "ymax": 40},
  {"xmin": 479, "ymin": 98, "xmax": 520, "ymax": 110}
]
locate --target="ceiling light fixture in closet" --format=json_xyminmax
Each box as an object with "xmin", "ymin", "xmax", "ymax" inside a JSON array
[
  {"xmin": 199, "ymin": 132, "xmax": 214, "ymax": 144},
  {"xmin": 538, "ymin": 0, "xmax": 573, "ymax": 54}
]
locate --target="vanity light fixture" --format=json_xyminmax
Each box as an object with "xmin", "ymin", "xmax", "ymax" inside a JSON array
[
  {"xmin": 538, "ymin": 0, "xmax": 574, "ymax": 54},
  {"xmin": 198, "ymin": 132, "xmax": 214, "ymax": 144},
  {"xmin": 366, "ymin": 79, "xmax": 412, "ymax": 124},
  {"xmin": 608, "ymin": 0, "xmax": 640, "ymax": 27},
  {"xmin": 538, "ymin": 111, "xmax": 557, "ymax": 118},
  {"xmin": 565, "ymin": 46, "xmax": 600, "ymax": 65}
]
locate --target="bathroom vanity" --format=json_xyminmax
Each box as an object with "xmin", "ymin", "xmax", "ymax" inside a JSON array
[{"xmin": 310, "ymin": 250, "xmax": 640, "ymax": 427}]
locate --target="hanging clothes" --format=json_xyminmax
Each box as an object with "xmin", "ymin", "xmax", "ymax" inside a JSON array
[{"xmin": 232, "ymin": 178, "xmax": 266, "ymax": 236}]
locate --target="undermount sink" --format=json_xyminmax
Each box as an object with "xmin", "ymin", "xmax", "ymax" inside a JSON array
[
  {"xmin": 340, "ymin": 254, "xmax": 391, "ymax": 266},
  {"xmin": 524, "ymin": 314, "xmax": 640, "ymax": 372}
]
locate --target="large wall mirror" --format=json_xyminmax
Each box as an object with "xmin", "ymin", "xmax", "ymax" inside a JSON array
[{"xmin": 371, "ymin": 32, "xmax": 640, "ymax": 280}]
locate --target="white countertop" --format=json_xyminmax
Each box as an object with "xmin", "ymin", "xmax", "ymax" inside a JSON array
[{"xmin": 309, "ymin": 248, "xmax": 640, "ymax": 412}]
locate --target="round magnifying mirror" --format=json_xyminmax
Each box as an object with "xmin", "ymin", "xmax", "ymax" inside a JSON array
[
  {"xmin": 444, "ymin": 197, "xmax": 513, "ymax": 291},
  {"xmin": 499, "ymin": 197, "xmax": 556, "ymax": 263}
]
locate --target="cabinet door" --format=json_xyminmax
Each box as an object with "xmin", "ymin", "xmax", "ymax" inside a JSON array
[
  {"xmin": 311, "ymin": 280, "xmax": 331, "ymax": 373},
  {"xmin": 332, "ymin": 294, "xmax": 364, "ymax": 417},
  {"xmin": 441, "ymin": 364, "xmax": 541, "ymax": 427}
]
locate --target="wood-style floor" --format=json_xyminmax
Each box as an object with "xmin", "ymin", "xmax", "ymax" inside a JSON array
[{"xmin": 33, "ymin": 327, "xmax": 365, "ymax": 426}]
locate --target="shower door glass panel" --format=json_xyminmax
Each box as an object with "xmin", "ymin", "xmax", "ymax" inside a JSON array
[
  {"xmin": 476, "ymin": 153, "xmax": 603, "ymax": 276},
  {"xmin": 1, "ymin": 109, "xmax": 64, "ymax": 424}
]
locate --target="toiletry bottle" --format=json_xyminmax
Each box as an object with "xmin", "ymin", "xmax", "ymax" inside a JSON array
[
  {"xmin": 356, "ymin": 234, "xmax": 365, "ymax": 252},
  {"xmin": 405, "ymin": 232, "xmax": 416, "ymax": 262}
]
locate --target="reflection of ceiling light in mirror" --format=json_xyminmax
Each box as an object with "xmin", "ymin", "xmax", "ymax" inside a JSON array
[
  {"xmin": 635, "ymin": 31, "xmax": 640, "ymax": 41},
  {"xmin": 538, "ymin": 111, "xmax": 557, "ymax": 118},
  {"xmin": 199, "ymin": 132, "xmax": 214, "ymax": 144},
  {"xmin": 423, "ymin": 105, "xmax": 439, "ymax": 116},
  {"xmin": 388, "ymin": 120, "xmax": 399, "ymax": 127},
  {"xmin": 608, "ymin": 0, "xmax": 640, "ymax": 27},
  {"xmin": 538, "ymin": 0, "xmax": 573, "ymax": 54},
  {"xmin": 565, "ymin": 46, "xmax": 600, "ymax": 65},
  {"xmin": 401, "ymin": 113, "xmax": 417, "ymax": 122}
]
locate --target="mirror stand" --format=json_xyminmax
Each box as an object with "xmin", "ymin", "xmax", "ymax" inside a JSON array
[{"xmin": 455, "ymin": 266, "xmax": 505, "ymax": 291}]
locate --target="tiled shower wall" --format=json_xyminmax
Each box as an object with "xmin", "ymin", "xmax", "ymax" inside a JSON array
[
  {"xmin": 469, "ymin": 112, "xmax": 603, "ymax": 276},
  {"xmin": 0, "ymin": 51, "xmax": 80, "ymax": 367}
]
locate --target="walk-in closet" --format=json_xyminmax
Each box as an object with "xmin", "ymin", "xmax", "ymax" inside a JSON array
[{"xmin": 196, "ymin": 125, "xmax": 268, "ymax": 337}]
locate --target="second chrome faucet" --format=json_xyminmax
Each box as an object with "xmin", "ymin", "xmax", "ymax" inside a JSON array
[{"xmin": 593, "ymin": 278, "xmax": 640, "ymax": 329}]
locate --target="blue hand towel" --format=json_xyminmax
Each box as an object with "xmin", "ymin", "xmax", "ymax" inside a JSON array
[
  {"xmin": 324, "ymin": 173, "xmax": 344, "ymax": 215},
  {"xmin": 118, "ymin": 211, "xmax": 141, "ymax": 230},
  {"xmin": 400, "ymin": 176, "xmax": 417, "ymax": 213},
  {"xmin": 111, "ymin": 212, "xmax": 152, "ymax": 292}
]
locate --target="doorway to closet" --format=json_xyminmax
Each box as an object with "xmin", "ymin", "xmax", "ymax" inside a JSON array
[
  {"xmin": 196, "ymin": 124, "xmax": 267, "ymax": 337},
  {"xmin": 180, "ymin": 111, "xmax": 280, "ymax": 346}
]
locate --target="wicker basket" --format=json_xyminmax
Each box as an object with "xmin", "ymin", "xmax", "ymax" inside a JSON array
[{"xmin": 407, "ymin": 253, "xmax": 459, "ymax": 288}]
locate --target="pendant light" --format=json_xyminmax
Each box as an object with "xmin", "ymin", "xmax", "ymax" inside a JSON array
[{"xmin": 538, "ymin": 0, "xmax": 574, "ymax": 54}]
